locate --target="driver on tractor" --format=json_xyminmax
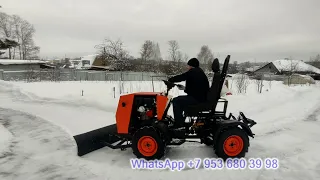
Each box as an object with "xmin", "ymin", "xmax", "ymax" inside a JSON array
[{"xmin": 168, "ymin": 58, "xmax": 209, "ymax": 130}]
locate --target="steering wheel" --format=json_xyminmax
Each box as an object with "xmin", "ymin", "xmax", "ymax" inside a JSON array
[
  {"xmin": 162, "ymin": 80, "xmax": 185, "ymax": 96},
  {"xmin": 162, "ymin": 80, "xmax": 176, "ymax": 89},
  {"xmin": 162, "ymin": 80, "xmax": 176, "ymax": 96}
]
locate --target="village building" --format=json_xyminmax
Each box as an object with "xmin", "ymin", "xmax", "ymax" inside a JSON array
[
  {"xmin": 253, "ymin": 59, "xmax": 320, "ymax": 80},
  {"xmin": 0, "ymin": 59, "xmax": 52, "ymax": 71}
]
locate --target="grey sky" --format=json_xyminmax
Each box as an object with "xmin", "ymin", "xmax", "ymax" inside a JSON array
[{"xmin": 1, "ymin": 0, "xmax": 320, "ymax": 62}]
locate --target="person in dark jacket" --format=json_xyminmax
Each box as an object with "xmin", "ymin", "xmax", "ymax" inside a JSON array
[{"xmin": 168, "ymin": 58, "xmax": 209, "ymax": 129}]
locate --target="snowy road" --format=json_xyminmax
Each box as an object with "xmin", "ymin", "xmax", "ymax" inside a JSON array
[
  {"xmin": 1, "ymin": 104, "xmax": 320, "ymax": 180},
  {"xmin": 1, "ymin": 81, "xmax": 320, "ymax": 179},
  {"xmin": 0, "ymin": 108, "xmax": 97, "ymax": 180}
]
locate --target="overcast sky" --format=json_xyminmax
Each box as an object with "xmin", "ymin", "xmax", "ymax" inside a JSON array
[{"xmin": 1, "ymin": 0, "xmax": 320, "ymax": 62}]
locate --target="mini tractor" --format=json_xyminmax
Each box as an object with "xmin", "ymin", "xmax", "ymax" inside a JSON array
[{"xmin": 74, "ymin": 55, "xmax": 257, "ymax": 160}]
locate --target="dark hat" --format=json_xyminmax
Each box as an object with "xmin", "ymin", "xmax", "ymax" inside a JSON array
[{"xmin": 187, "ymin": 58, "xmax": 199, "ymax": 68}]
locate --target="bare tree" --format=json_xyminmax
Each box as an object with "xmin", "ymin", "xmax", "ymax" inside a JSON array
[
  {"xmin": 12, "ymin": 15, "xmax": 22, "ymax": 59},
  {"xmin": 95, "ymin": 38, "xmax": 132, "ymax": 93},
  {"xmin": 152, "ymin": 42, "xmax": 162, "ymax": 61},
  {"xmin": 235, "ymin": 74, "xmax": 250, "ymax": 94},
  {"xmin": 95, "ymin": 38, "xmax": 131, "ymax": 71},
  {"xmin": 283, "ymin": 58, "xmax": 299, "ymax": 86},
  {"xmin": 182, "ymin": 53, "xmax": 189, "ymax": 62},
  {"xmin": 150, "ymin": 42, "xmax": 162, "ymax": 72},
  {"xmin": 168, "ymin": 40, "xmax": 180, "ymax": 61},
  {"xmin": 229, "ymin": 61, "xmax": 239, "ymax": 74},
  {"xmin": 241, "ymin": 61, "xmax": 252, "ymax": 72},
  {"xmin": 310, "ymin": 54, "xmax": 320, "ymax": 63},
  {"xmin": 166, "ymin": 40, "xmax": 185, "ymax": 74},
  {"xmin": 140, "ymin": 40, "xmax": 154, "ymax": 61},
  {"xmin": 268, "ymin": 74, "xmax": 272, "ymax": 90},
  {"xmin": 308, "ymin": 54, "xmax": 320, "ymax": 69},
  {"xmin": 10, "ymin": 15, "xmax": 39, "ymax": 60},
  {"xmin": 254, "ymin": 74, "xmax": 264, "ymax": 93},
  {"xmin": 0, "ymin": 38, "xmax": 19, "ymax": 58},
  {"xmin": 197, "ymin": 45, "xmax": 214, "ymax": 71},
  {"xmin": 0, "ymin": 12, "xmax": 16, "ymax": 59}
]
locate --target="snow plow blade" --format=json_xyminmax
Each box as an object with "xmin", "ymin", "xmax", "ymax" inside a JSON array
[{"xmin": 73, "ymin": 124, "xmax": 127, "ymax": 156}]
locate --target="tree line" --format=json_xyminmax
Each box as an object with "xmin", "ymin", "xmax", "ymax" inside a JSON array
[
  {"xmin": 0, "ymin": 12, "xmax": 40, "ymax": 60},
  {"xmin": 94, "ymin": 38, "xmax": 216, "ymax": 75}
]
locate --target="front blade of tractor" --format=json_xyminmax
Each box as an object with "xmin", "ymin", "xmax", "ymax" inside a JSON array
[{"xmin": 73, "ymin": 124, "xmax": 120, "ymax": 156}]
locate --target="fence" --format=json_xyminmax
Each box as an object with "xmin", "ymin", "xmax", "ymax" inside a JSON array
[
  {"xmin": 0, "ymin": 69, "xmax": 168, "ymax": 82},
  {"xmin": 0, "ymin": 70, "xmax": 3, "ymax": 80}
]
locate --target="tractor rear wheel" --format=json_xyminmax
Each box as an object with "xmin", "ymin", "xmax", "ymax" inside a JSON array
[
  {"xmin": 203, "ymin": 137, "xmax": 214, "ymax": 146},
  {"xmin": 214, "ymin": 127, "xmax": 249, "ymax": 160},
  {"xmin": 132, "ymin": 126, "xmax": 165, "ymax": 160}
]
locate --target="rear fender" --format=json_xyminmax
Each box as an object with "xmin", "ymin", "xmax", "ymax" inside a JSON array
[{"xmin": 213, "ymin": 120, "xmax": 254, "ymax": 145}]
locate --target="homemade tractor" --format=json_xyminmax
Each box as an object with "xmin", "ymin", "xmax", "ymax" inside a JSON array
[{"xmin": 74, "ymin": 55, "xmax": 257, "ymax": 160}]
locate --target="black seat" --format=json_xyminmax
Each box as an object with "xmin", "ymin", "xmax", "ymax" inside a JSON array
[{"xmin": 185, "ymin": 55, "xmax": 230, "ymax": 116}]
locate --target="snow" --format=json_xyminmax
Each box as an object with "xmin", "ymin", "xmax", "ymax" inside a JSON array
[
  {"xmin": 0, "ymin": 123, "xmax": 12, "ymax": 155},
  {"xmin": 0, "ymin": 79, "xmax": 320, "ymax": 179},
  {"xmin": 272, "ymin": 59, "xmax": 320, "ymax": 74},
  {"xmin": 0, "ymin": 59, "xmax": 47, "ymax": 65}
]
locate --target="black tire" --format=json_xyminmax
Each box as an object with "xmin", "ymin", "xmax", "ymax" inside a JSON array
[
  {"xmin": 132, "ymin": 126, "xmax": 165, "ymax": 160},
  {"xmin": 214, "ymin": 127, "xmax": 249, "ymax": 160},
  {"xmin": 203, "ymin": 138, "xmax": 214, "ymax": 146}
]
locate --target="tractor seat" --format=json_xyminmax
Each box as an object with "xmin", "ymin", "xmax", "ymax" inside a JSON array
[{"xmin": 185, "ymin": 58, "xmax": 222, "ymax": 116}]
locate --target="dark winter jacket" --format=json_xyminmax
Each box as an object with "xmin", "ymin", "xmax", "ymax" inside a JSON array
[{"xmin": 168, "ymin": 67, "xmax": 209, "ymax": 102}]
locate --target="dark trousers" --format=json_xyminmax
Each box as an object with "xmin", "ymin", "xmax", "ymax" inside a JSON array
[{"xmin": 172, "ymin": 95, "xmax": 198, "ymax": 128}]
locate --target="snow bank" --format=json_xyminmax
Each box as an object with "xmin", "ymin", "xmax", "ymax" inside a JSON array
[
  {"xmin": 0, "ymin": 80, "xmax": 174, "ymax": 110},
  {"xmin": 0, "ymin": 123, "xmax": 12, "ymax": 155}
]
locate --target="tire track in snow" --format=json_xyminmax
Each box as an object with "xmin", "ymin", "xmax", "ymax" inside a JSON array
[
  {"xmin": 0, "ymin": 108, "xmax": 98, "ymax": 180},
  {"xmin": 250, "ymin": 87, "xmax": 320, "ymax": 138},
  {"xmin": 258, "ymin": 101, "xmax": 320, "ymax": 138},
  {"xmin": 305, "ymin": 103, "xmax": 320, "ymax": 122},
  {"xmin": 249, "ymin": 102, "xmax": 320, "ymax": 180}
]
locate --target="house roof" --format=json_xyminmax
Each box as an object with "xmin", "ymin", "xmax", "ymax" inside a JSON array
[
  {"xmin": 272, "ymin": 59, "xmax": 320, "ymax": 74},
  {"xmin": 0, "ymin": 59, "xmax": 47, "ymax": 65},
  {"xmin": 88, "ymin": 65, "xmax": 113, "ymax": 70}
]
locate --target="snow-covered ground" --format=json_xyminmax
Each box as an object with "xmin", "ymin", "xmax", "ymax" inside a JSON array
[
  {"xmin": 0, "ymin": 122, "xmax": 12, "ymax": 156},
  {"xmin": 0, "ymin": 79, "xmax": 320, "ymax": 180}
]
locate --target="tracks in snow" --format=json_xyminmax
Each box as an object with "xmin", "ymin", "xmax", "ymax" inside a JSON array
[{"xmin": 0, "ymin": 108, "xmax": 97, "ymax": 180}]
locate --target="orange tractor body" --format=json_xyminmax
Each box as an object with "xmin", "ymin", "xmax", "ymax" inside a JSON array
[{"xmin": 115, "ymin": 93, "xmax": 169, "ymax": 134}]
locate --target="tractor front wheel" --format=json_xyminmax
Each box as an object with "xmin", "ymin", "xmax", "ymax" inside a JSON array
[
  {"xmin": 132, "ymin": 126, "xmax": 165, "ymax": 160},
  {"xmin": 214, "ymin": 127, "xmax": 249, "ymax": 160}
]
